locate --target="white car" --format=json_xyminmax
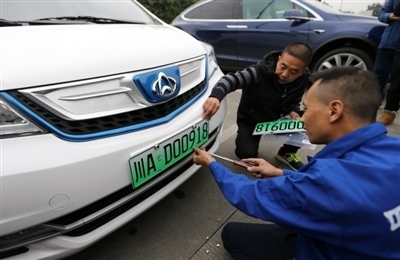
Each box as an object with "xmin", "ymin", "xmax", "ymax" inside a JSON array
[{"xmin": 0, "ymin": 1, "xmax": 227, "ymax": 259}]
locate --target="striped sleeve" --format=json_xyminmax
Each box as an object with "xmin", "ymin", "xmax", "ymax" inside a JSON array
[{"xmin": 210, "ymin": 65, "xmax": 260, "ymax": 101}]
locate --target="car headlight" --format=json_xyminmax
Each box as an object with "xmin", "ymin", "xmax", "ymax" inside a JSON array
[
  {"xmin": 0, "ymin": 96, "xmax": 46, "ymax": 137},
  {"xmin": 200, "ymin": 41, "xmax": 219, "ymax": 79}
]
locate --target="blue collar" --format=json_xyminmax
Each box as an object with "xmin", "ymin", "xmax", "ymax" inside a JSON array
[{"xmin": 309, "ymin": 122, "xmax": 387, "ymax": 162}]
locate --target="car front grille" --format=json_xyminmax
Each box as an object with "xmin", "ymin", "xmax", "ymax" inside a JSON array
[{"xmin": 7, "ymin": 80, "xmax": 206, "ymax": 136}]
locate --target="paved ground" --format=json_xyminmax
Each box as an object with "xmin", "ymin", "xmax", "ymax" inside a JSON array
[{"xmin": 66, "ymin": 90, "xmax": 400, "ymax": 260}]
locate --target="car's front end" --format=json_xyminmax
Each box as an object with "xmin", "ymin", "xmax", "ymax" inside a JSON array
[{"xmin": 0, "ymin": 1, "xmax": 227, "ymax": 259}]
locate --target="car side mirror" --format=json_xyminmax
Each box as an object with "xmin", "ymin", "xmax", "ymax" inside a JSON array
[{"xmin": 283, "ymin": 9, "xmax": 310, "ymax": 20}]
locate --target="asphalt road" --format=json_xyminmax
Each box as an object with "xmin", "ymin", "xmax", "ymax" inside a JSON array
[{"xmin": 65, "ymin": 90, "xmax": 400, "ymax": 260}]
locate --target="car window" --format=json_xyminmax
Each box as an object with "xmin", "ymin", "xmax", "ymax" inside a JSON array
[
  {"xmin": 185, "ymin": 0, "xmax": 234, "ymax": 19},
  {"xmin": 0, "ymin": 0, "xmax": 157, "ymax": 24},
  {"xmin": 304, "ymin": 0, "xmax": 342, "ymax": 14},
  {"xmin": 242, "ymin": 0, "xmax": 314, "ymax": 19}
]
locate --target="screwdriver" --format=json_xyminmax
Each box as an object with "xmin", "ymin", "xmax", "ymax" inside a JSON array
[{"xmin": 209, "ymin": 153, "xmax": 253, "ymax": 169}]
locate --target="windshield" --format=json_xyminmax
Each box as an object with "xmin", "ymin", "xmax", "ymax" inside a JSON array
[{"xmin": 0, "ymin": 0, "xmax": 158, "ymax": 24}]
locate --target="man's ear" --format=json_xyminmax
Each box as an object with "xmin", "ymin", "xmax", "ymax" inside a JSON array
[{"xmin": 329, "ymin": 100, "xmax": 344, "ymax": 122}]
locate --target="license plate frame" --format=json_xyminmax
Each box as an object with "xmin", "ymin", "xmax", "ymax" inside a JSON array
[{"xmin": 129, "ymin": 120, "xmax": 209, "ymax": 189}]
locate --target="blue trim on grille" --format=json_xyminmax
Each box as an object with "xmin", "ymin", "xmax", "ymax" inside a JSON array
[{"xmin": 0, "ymin": 56, "xmax": 209, "ymax": 142}]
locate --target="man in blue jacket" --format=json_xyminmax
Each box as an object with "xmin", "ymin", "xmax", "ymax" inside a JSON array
[
  {"xmin": 373, "ymin": 0, "xmax": 400, "ymax": 102},
  {"xmin": 193, "ymin": 67, "xmax": 400, "ymax": 259}
]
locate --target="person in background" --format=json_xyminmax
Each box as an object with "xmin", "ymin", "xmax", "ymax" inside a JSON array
[
  {"xmin": 202, "ymin": 42, "xmax": 312, "ymax": 170},
  {"xmin": 372, "ymin": 0, "xmax": 400, "ymax": 103},
  {"xmin": 193, "ymin": 66, "xmax": 400, "ymax": 260},
  {"xmin": 378, "ymin": 47, "xmax": 400, "ymax": 125}
]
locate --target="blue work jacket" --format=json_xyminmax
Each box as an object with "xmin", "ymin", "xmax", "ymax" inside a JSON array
[{"xmin": 209, "ymin": 123, "xmax": 400, "ymax": 259}]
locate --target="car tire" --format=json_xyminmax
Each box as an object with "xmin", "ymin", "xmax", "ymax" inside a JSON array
[{"xmin": 312, "ymin": 47, "xmax": 373, "ymax": 72}]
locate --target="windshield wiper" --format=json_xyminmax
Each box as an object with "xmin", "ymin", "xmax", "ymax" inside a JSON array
[
  {"xmin": 0, "ymin": 18, "xmax": 22, "ymax": 26},
  {"xmin": 35, "ymin": 16, "xmax": 145, "ymax": 24}
]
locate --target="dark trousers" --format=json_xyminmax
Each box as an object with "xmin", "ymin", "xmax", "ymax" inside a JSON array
[
  {"xmin": 221, "ymin": 222, "xmax": 297, "ymax": 260},
  {"xmin": 234, "ymin": 112, "xmax": 304, "ymax": 159},
  {"xmin": 384, "ymin": 51, "xmax": 400, "ymax": 112},
  {"xmin": 235, "ymin": 120, "xmax": 299, "ymax": 159},
  {"xmin": 373, "ymin": 48, "xmax": 396, "ymax": 100}
]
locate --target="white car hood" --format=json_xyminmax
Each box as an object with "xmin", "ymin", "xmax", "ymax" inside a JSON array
[{"xmin": 0, "ymin": 24, "xmax": 205, "ymax": 90}]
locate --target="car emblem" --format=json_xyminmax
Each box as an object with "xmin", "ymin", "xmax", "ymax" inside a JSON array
[
  {"xmin": 133, "ymin": 65, "xmax": 181, "ymax": 103},
  {"xmin": 152, "ymin": 72, "xmax": 177, "ymax": 98}
]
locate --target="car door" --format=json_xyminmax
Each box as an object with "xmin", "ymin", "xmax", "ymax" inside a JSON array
[
  {"xmin": 235, "ymin": 0, "xmax": 313, "ymax": 69},
  {"xmin": 181, "ymin": 0, "xmax": 240, "ymax": 71}
]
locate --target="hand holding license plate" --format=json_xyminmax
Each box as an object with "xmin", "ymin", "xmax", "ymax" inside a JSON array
[
  {"xmin": 253, "ymin": 118, "xmax": 305, "ymax": 135},
  {"xmin": 129, "ymin": 120, "xmax": 209, "ymax": 189}
]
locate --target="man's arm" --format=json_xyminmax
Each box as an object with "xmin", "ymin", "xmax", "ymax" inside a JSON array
[
  {"xmin": 193, "ymin": 148, "xmax": 302, "ymax": 221},
  {"xmin": 203, "ymin": 65, "xmax": 260, "ymax": 119},
  {"xmin": 285, "ymin": 98, "xmax": 301, "ymax": 118},
  {"xmin": 283, "ymin": 77, "xmax": 309, "ymax": 117},
  {"xmin": 378, "ymin": 0, "xmax": 399, "ymax": 23},
  {"xmin": 193, "ymin": 148, "xmax": 341, "ymax": 243},
  {"xmin": 210, "ymin": 65, "xmax": 260, "ymax": 101},
  {"xmin": 208, "ymin": 162, "xmax": 314, "ymax": 224}
]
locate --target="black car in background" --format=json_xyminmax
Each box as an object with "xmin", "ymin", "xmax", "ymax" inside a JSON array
[{"xmin": 172, "ymin": 0, "xmax": 386, "ymax": 72}]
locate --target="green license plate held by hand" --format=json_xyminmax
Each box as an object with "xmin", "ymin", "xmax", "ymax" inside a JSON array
[
  {"xmin": 253, "ymin": 119, "xmax": 305, "ymax": 135},
  {"xmin": 129, "ymin": 120, "xmax": 209, "ymax": 189}
]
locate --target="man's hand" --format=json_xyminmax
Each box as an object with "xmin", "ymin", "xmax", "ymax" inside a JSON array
[
  {"xmin": 242, "ymin": 158, "xmax": 283, "ymax": 178},
  {"xmin": 289, "ymin": 111, "xmax": 300, "ymax": 120},
  {"xmin": 203, "ymin": 97, "xmax": 220, "ymax": 120},
  {"xmin": 389, "ymin": 13, "xmax": 400, "ymax": 21},
  {"xmin": 193, "ymin": 147, "xmax": 216, "ymax": 166}
]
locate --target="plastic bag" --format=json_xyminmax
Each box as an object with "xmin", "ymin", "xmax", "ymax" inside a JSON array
[{"xmin": 261, "ymin": 132, "xmax": 317, "ymax": 150}]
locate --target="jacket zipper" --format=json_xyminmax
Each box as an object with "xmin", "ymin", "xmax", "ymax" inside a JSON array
[{"xmin": 274, "ymin": 72, "xmax": 309, "ymax": 97}]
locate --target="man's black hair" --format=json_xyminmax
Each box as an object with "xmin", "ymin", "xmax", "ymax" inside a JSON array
[
  {"xmin": 281, "ymin": 42, "xmax": 313, "ymax": 66},
  {"xmin": 308, "ymin": 66, "xmax": 381, "ymax": 122}
]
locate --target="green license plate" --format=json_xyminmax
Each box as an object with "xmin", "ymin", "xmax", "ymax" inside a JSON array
[
  {"xmin": 129, "ymin": 120, "xmax": 209, "ymax": 189},
  {"xmin": 253, "ymin": 119, "xmax": 305, "ymax": 135}
]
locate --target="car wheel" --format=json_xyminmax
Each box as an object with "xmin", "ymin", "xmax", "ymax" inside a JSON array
[{"xmin": 312, "ymin": 47, "xmax": 373, "ymax": 72}]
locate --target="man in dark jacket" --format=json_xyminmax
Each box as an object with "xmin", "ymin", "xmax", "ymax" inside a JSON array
[{"xmin": 203, "ymin": 42, "xmax": 312, "ymax": 170}]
